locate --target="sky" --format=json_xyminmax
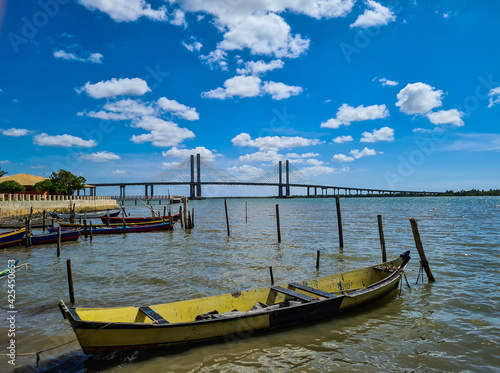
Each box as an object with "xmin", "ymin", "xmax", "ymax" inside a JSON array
[{"xmin": 0, "ymin": 0, "xmax": 499, "ymax": 196}]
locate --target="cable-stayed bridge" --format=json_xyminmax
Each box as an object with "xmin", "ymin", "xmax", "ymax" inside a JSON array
[{"xmin": 89, "ymin": 154, "xmax": 442, "ymax": 199}]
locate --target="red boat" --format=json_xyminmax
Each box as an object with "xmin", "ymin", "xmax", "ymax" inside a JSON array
[{"xmin": 100, "ymin": 213, "xmax": 181, "ymax": 224}]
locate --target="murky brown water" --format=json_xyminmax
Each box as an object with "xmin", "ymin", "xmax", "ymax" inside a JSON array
[{"xmin": 1, "ymin": 197, "xmax": 499, "ymax": 372}]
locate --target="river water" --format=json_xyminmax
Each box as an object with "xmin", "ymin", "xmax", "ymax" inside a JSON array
[{"xmin": 0, "ymin": 196, "xmax": 498, "ymax": 372}]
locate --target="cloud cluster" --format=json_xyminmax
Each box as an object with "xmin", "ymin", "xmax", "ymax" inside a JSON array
[
  {"xmin": 321, "ymin": 103, "xmax": 389, "ymax": 128},
  {"xmin": 54, "ymin": 49, "xmax": 103, "ymax": 64},
  {"xmin": 396, "ymin": 82, "xmax": 464, "ymax": 127},
  {"xmin": 80, "ymin": 151, "xmax": 121, "ymax": 162},
  {"xmin": 0, "ymin": 128, "xmax": 33, "ymax": 137},
  {"xmin": 79, "ymin": 77, "xmax": 199, "ymax": 148},
  {"xmin": 232, "ymin": 133, "xmax": 321, "ymax": 151},
  {"xmin": 350, "ymin": 0, "xmax": 396, "ymax": 28},
  {"xmin": 34, "ymin": 133, "xmax": 96, "ymax": 148},
  {"xmin": 332, "ymin": 147, "xmax": 377, "ymax": 163},
  {"xmin": 162, "ymin": 146, "xmax": 219, "ymax": 161},
  {"xmin": 202, "ymin": 75, "xmax": 302, "ymax": 100}
]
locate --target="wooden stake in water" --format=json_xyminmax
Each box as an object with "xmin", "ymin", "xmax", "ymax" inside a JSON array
[
  {"xmin": 269, "ymin": 266, "xmax": 274, "ymax": 285},
  {"xmin": 316, "ymin": 250, "xmax": 320, "ymax": 269},
  {"xmin": 335, "ymin": 196, "xmax": 344, "ymax": 248},
  {"xmin": 378, "ymin": 214, "xmax": 387, "ymax": 262},
  {"xmin": 275, "ymin": 204, "xmax": 281, "ymax": 243},
  {"xmin": 245, "ymin": 201, "xmax": 248, "ymax": 224},
  {"xmin": 409, "ymin": 218, "xmax": 435, "ymax": 282},
  {"xmin": 42, "ymin": 210, "xmax": 46, "ymax": 233},
  {"xmin": 179, "ymin": 206, "xmax": 184, "ymax": 229},
  {"xmin": 66, "ymin": 259, "xmax": 75, "ymax": 305},
  {"xmin": 191, "ymin": 208, "xmax": 195, "ymax": 228},
  {"xmin": 57, "ymin": 226, "xmax": 61, "ymax": 257},
  {"xmin": 89, "ymin": 222, "xmax": 93, "ymax": 242},
  {"xmin": 224, "ymin": 198, "xmax": 230, "ymax": 236},
  {"xmin": 83, "ymin": 219, "xmax": 88, "ymax": 239}
]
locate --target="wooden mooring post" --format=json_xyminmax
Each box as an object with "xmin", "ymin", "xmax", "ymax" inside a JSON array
[
  {"xmin": 378, "ymin": 215, "xmax": 387, "ymax": 262},
  {"xmin": 66, "ymin": 259, "xmax": 75, "ymax": 305},
  {"xmin": 179, "ymin": 206, "xmax": 184, "ymax": 229},
  {"xmin": 42, "ymin": 210, "xmax": 46, "ymax": 233},
  {"xmin": 275, "ymin": 204, "xmax": 281, "ymax": 243},
  {"xmin": 316, "ymin": 250, "xmax": 320, "ymax": 269},
  {"xmin": 269, "ymin": 266, "xmax": 274, "ymax": 285},
  {"xmin": 57, "ymin": 227, "xmax": 61, "ymax": 257},
  {"xmin": 409, "ymin": 218, "xmax": 435, "ymax": 282},
  {"xmin": 224, "ymin": 198, "xmax": 230, "ymax": 236},
  {"xmin": 335, "ymin": 196, "xmax": 344, "ymax": 248}
]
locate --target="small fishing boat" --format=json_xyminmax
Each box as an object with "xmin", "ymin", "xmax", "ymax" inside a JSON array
[
  {"xmin": 49, "ymin": 221, "xmax": 172, "ymax": 235},
  {"xmin": 100, "ymin": 213, "xmax": 182, "ymax": 224},
  {"xmin": 0, "ymin": 228, "xmax": 26, "ymax": 249},
  {"xmin": 59, "ymin": 251, "xmax": 410, "ymax": 354},
  {"xmin": 22, "ymin": 229, "xmax": 80, "ymax": 246},
  {"xmin": 57, "ymin": 219, "xmax": 171, "ymax": 229},
  {"xmin": 49, "ymin": 210, "xmax": 121, "ymax": 220}
]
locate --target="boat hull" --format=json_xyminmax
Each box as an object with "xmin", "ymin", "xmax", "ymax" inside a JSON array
[
  {"xmin": 49, "ymin": 222, "xmax": 171, "ymax": 235},
  {"xmin": 49, "ymin": 210, "xmax": 121, "ymax": 219},
  {"xmin": 101, "ymin": 213, "xmax": 181, "ymax": 224},
  {"xmin": 60, "ymin": 252, "xmax": 410, "ymax": 353},
  {"xmin": 0, "ymin": 228, "xmax": 26, "ymax": 249},
  {"xmin": 22, "ymin": 230, "xmax": 80, "ymax": 246}
]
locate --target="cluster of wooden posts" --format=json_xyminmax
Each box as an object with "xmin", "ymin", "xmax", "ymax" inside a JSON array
[{"xmin": 223, "ymin": 197, "xmax": 435, "ymax": 285}]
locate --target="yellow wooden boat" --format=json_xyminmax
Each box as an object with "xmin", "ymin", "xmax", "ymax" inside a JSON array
[{"xmin": 59, "ymin": 251, "xmax": 410, "ymax": 354}]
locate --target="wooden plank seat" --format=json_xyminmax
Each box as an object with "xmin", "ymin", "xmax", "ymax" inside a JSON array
[
  {"xmin": 139, "ymin": 306, "xmax": 169, "ymax": 324},
  {"xmin": 271, "ymin": 286, "xmax": 316, "ymax": 302},
  {"xmin": 288, "ymin": 282, "xmax": 338, "ymax": 299}
]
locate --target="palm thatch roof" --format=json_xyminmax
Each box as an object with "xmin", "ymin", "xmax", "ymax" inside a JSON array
[{"xmin": 0, "ymin": 173, "xmax": 48, "ymax": 186}]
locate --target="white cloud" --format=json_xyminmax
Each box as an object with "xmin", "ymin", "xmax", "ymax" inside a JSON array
[
  {"xmin": 321, "ymin": 118, "xmax": 344, "ymax": 129},
  {"xmin": 157, "ymin": 97, "xmax": 199, "ymax": 121},
  {"xmin": 323, "ymin": 103, "xmax": 389, "ymax": 128},
  {"xmin": 350, "ymin": 0, "xmax": 396, "ymax": 28},
  {"xmin": 379, "ymin": 77, "xmax": 398, "ymax": 86},
  {"xmin": 262, "ymin": 81, "xmax": 303, "ymax": 100},
  {"xmin": 227, "ymin": 165, "xmax": 264, "ymax": 180},
  {"xmin": 0, "ymin": 160, "xmax": 11, "ymax": 164},
  {"xmin": 396, "ymin": 82, "xmax": 443, "ymax": 115},
  {"xmin": 301, "ymin": 165, "xmax": 335, "ymax": 176},
  {"xmin": 426, "ymin": 109, "xmax": 464, "ymax": 127},
  {"xmin": 81, "ymin": 99, "xmax": 155, "ymax": 120},
  {"xmin": 232, "ymin": 133, "xmax": 321, "ymax": 151},
  {"xmin": 332, "ymin": 135, "xmax": 353, "ymax": 143},
  {"xmin": 360, "ymin": 126, "xmax": 394, "ymax": 142},
  {"xmin": 162, "ymin": 162, "xmax": 181, "ymax": 169},
  {"xmin": 182, "ymin": 38, "xmax": 203, "ymax": 52},
  {"xmin": 285, "ymin": 152, "xmax": 320, "ymax": 158},
  {"xmin": 77, "ymin": 78, "xmax": 151, "ymax": 99},
  {"xmin": 54, "ymin": 49, "xmax": 103, "ymax": 63},
  {"xmin": 162, "ymin": 146, "xmax": 219, "ymax": 161},
  {"xmin": 77, "ymin": 0, "xmax": 168, "ymax": 22},
  {"xmin": 130, "ymin": 117, "xmax": 195, "ymax": 147},
  {"xmin": 332, "ymin": 154, "xmax": 354, "ymax": 162},
  {"xmin": 238, "ymin": 150, "xmax": 282, "ymax": 163},
  {"xmin": 305, "ymin": 159, "xmax": 324, "ymax": 166},
  {"xmin": 1, "ymin": 128, "xmax": 33, "ymax": 137},
  {"xmin": 80, "ymin": 151, "xmax": 121, "ymax": 162},
  {"xmin": 112, "ymin": 169, "xmax": 126, "ymax": 174},
  {"xmin": 202, "ymin": 75, "xmax": 302, "ymax": 100},
  {"xmin": 350, "ymin": 147, "xmax": 377, "ymax": 159},
  {"xmin": 236, "ymin": 59, "xmax": 284, "ymax": 75},
  {"xmin": 34, "ymin": 133, "xmax": 96, "ymax": 148},
  {"xmin": 200, "ymin": 49, "xmax": 228, "ymax": 71},
  {"xmin": 488, "ymin": 86, "xmax": 500, "ymax": 108},
  {"xmin": 217, "ymin": 13, "xmax": 310, "ymax": 58}
]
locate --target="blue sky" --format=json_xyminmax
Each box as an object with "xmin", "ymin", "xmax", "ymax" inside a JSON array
[{"xmin": 0, "ymin": 0, "xmax": 499, "ymax": 196}]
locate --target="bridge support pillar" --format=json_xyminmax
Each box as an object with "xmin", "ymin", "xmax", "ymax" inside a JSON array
[
  {"xmin": 314, "ymin": 187, "xmax": 317, "ymax": 197},
  {"xmin": 278, "ymin": 161, "xmax": 283, "ymax": 198},
  {"xmin": 151, "ymin": 184, "xmax": 154, "ymax": 197},
  {"xmin": 307, "ymin": 187, "xmax": 310, "ymax": 197},
  {"xmin": 190, "ymin": 154, "xmax": 195, "ymax": 200},
  {"xmin": 196, "ymin": 153, "xmax": 202, "ymax": 198},
  {"xmin": 285, "ymin": 160, "xmax": 290, "ymax": 197}
]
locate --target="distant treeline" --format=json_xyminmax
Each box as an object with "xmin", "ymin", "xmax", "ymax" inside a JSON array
[{"xmin": 442, "ymin": 189, "xmax": 500, "ymax": 196}]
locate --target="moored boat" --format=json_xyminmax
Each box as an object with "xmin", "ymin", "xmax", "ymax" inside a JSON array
[
  {"xmin": 49, "ymin": 210, "xmax": 121, "ymax": 220},
  {"xmin": 0, "ymin": 228, "xmax": 26, "ymax": 249},
  {"xmin": 22, "ymin": 229, "xmax": 80, "ymax": 246},
  {"xmin": 49, "ymin": 221, "xmax": 172, "ymax": 235},
  {"xmin": 57, "ymin": 219, "xmax": 170, "ymax": 229},
  {"xmin": 59, "ymin": 251, "xmax": 410, "ymax": 354},
  {"xmin": 101, "ymin": 213, "xmax": 181, "ymax": 224}
]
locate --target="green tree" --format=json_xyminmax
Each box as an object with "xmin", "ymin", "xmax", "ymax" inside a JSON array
[
  {"xmin": 0, "ymin": 168, "xmax": 7, "ymax": 177},
  {"xmin": 49, "ymin": 170, "xmax": 86, "ymax": 195},
  {"xmin": 33, "ymin": 179, "xmax": 62, "ymax": 194},
  {"xmin": 0, "ymin": 180, "xmax": 25, "ymax": 193}
]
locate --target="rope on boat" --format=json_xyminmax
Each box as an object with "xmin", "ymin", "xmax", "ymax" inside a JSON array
[{"xmin": 0, "ymin": 338, "xmax": 79, "ymax": 367}]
